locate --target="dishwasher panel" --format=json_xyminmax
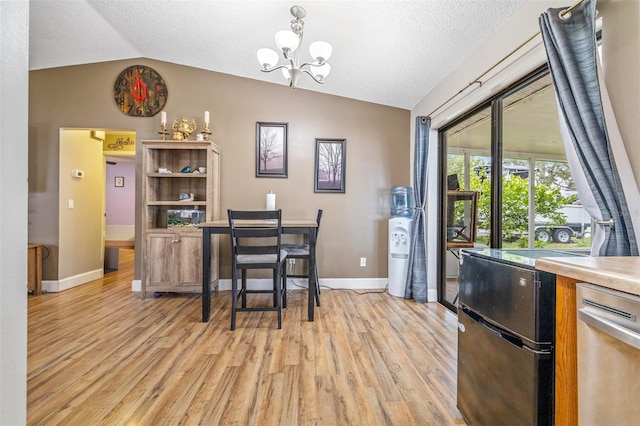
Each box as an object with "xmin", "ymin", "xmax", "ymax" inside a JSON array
[{"xmin": 577, "ymin": 284, "xmax": 640, "ymax": 425}]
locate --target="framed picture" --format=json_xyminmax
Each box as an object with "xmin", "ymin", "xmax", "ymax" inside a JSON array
[
  {"xmin": 114, "ymin": 176, "xmax": 124, "ymax": 187},
  {"xmin": 256, "ymin": 122, "xmax": 288, "ymax": 178},
  {"xmin": 314, "ymin": 139, "xmax": 346, "ymax": 193}
]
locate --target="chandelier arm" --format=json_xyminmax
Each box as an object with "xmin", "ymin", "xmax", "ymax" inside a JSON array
[
  {"xmin": 299, "ymin": 61, "xmax": 323, "ymax": 69},
  {"xmin": 260, "ymin": 64, "xmax": 291, "ymax": 74},
  {"xmin": 301, "ymin": 69, "xmax": 324, "ymax": 84}
]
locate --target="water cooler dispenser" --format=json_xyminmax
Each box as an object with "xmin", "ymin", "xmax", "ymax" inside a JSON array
[{"xmin": 388, "ymin": 186, "xmax": 413, "ymax": 298}]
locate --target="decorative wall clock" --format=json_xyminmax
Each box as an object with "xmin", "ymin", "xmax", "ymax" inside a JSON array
[{"xmin": 113, "ymin": 65, "xmax": 168, "ymax": 117}]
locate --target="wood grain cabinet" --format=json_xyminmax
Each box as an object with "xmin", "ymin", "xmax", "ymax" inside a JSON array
[{"xmin": 141, "ymin": 140, "xmax": 220, "ymax": 297}]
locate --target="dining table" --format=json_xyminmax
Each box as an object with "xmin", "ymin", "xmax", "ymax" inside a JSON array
[{"xmin": 200, "ymin": 218, "xmax": 319, "ymax": 323}]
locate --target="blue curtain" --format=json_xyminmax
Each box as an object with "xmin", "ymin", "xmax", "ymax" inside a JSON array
[
  {"xmin": 405, "ymin": 116, "xmax": 430, "ymax": 302},
  {"xmin": 539, "ymin": 0, "xmax": 639, "ymax": 256}
]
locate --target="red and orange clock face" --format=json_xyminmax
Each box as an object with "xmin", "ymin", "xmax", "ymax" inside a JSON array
[{"xmin": 113, "ymin": 65, "xmax": 168, "ymax": 117}]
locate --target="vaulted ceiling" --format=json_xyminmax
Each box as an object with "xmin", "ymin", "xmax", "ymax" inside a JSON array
[{"xmin": 29, "ymin": 0, "xmax": 528, "ymax": 110}]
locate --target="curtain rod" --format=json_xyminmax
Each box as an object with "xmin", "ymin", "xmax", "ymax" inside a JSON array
[
  {"xmin": 426, "ymin": 0, "xmax": 585, "ymax": 118},
  {"xmin": 426, "ymin": 30, "xmax": 539, "ymax": 118}
]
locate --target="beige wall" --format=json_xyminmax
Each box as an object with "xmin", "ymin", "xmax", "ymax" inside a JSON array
[
  {"xmin": 58, "ymin": 130, "xmax": 105, "ymax": 279},
  {"xmin": 29, "ymin": 59, "xmax": 410, "ymax": 282}
]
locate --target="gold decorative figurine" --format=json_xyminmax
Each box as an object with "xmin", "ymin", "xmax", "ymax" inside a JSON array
[{"xmin": 172, "ymin": 118, "xmax": 197, "ymax": 141}]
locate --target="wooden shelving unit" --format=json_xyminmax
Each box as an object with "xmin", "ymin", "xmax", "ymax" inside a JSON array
[{"xmin": 141, "ymin": 140, "xmax": 220, "ymax": 297}]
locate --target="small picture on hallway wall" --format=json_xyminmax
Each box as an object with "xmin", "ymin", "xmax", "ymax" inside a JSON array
[
  {"xmin": 256, "ymin": 122, "xmax": 288, "ymax": 178},
  {"xmin": 114, "ymin": 176, "xmax": 124, "ymax": 187},
  {"xmin": 314, "ymin": 139, "xmax": 346, "ymax": 193}
]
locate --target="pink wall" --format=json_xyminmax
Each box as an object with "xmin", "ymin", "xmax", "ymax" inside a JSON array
[{"xmin": 106, "ymin": 161, "xmax": 135, "ymax": 225}]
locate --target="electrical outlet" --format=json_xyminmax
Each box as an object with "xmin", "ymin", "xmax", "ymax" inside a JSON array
[{"xmin": 360, "ymin": 257, "xmax": 366, "ymax": 267}]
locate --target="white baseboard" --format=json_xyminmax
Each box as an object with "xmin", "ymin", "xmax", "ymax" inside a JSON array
[
  {"xmin": 130, "ymin": 278, "xmax": 438, "ymax": 302},
  {"xmin": 42, "ymin": 268, "xmax": 104, "ymax": 293},
  {"xmin": 216, "ymin": 277, "xmax": 389, "ymax": 292}
]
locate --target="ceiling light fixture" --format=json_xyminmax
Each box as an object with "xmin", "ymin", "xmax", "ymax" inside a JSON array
[{"xmin": 257, "ymin": 5, "xmax": 332, "ymax": 88}]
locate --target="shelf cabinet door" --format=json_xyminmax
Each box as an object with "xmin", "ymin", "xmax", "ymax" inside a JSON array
[
  {"xmin": 146, "ymin": 233, "xmax": 175, "ymax": 291},
  {"xmin": 174, "ymin": 232, "xmax": 202, "ymax": 289}
]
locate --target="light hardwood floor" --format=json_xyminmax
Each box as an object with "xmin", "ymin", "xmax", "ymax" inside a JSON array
[{"xmin": 28, "ymin": 249, "xmax": 465, "ymax": 425}]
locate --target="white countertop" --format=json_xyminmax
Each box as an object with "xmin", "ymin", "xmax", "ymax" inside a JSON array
[{"xmin": 536, "ymin": 256, "xmax": 640, "ymax": 296}]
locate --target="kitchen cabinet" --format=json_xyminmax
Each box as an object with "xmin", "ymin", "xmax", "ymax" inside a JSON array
[
  {"xmin": 535, "ymin": 255, "xmax": 640, "ymax": 426},
  {"xmin": 141, "ymin": 140, "xmax": 220, "ymax": 297}
]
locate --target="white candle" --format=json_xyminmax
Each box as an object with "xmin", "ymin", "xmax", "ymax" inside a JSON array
[
  {"xmin": 160, "ymin": 111, "xmax": 167, "ymax": 124},
  {"xmin": 266, "ymin": 192, "xmax": 276, "ymax": 211},
  {"xmin": 204, "ymin": 111, "xmax": 210, "ymax": 124}
]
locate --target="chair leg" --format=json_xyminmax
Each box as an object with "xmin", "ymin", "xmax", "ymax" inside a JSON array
[
  {"xmin": 314, "ymin": 264, "xmax": 321, "ymax": 307},
  {"xmin": 231, "ymin": 268, "xmax": 238, "ymax": 330},
  {"xmin": 241, "ymin": 269, "xmax": 247, "ymax": 308},
  {"xmin": 282, "ymin": 264, "xmax": 287, "ymax": 309},
  {"xmin": 276, "ymin": 266, "xmax": 282, "ymax": 329}
]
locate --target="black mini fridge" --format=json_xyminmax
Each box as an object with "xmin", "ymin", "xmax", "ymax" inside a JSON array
[{"xmin": 456, "ymin": 248, "xmax": 584, "ymax": 426}]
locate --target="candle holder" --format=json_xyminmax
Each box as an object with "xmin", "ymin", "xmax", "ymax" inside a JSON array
[
  {"xmin": 158, "ymin": 122, "xmax": 169, "ymax": 140},
  {"xmin": 201, "ymin": 122, "xmax": 212, "ymax": 141}
]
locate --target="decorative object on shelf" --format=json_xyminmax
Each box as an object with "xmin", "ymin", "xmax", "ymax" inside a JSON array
[
  {"xmin": 113, "ymin": 65, "xmax": 167, "ymax": 117},
  {"xmin": 314, "ymin": 138, "xmax": 346, "ymax": 193},
  {"xmin": 167, "ymin": 209, "xmax": 205, "ymax": 227},
  {"xmin": 158, "ymin": 167, "xmax": 171, "ymax": 174},
  {"xmin": 114, "ymin": 176, "xmax": 124, "ymax": 187},
  {"xmin": 256, "ymin": 122, "xmax": 288, "ymax": 178},
  {"xmin": 180, "ymin": 165, "xmax": 191, "ymax": 173},
  {"xmin": 256, "ymin": 5, "xmax": 332, "ymax": 88},
  {"xmin": 202, "ymin": 110, "xmax": 212, "ymax": 141},
  {"xmin": 178, "ymin": 192, "xmax": 195, "ymax": 202},
  {"xmin": 172, "ymin": 118, "xmax": 197, "ymax": 141},
  {"xmin": 158, "ymin": 111, "xmax": 169, "ymax": 140}
]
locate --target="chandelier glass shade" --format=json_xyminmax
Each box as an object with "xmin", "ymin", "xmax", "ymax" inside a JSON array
[{"xmin": 257, "ymin": 5, "xmax": 332, "ymax": 88}]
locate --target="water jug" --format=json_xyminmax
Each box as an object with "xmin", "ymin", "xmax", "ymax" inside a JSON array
[{"xmin": 391, "ymin": 186, "xmax": 413, "ymax": 217}]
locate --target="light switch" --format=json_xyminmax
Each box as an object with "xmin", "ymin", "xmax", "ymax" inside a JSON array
[{"xmin": 68, "ymin": 199, "xmax": 74, "ymax": 209}]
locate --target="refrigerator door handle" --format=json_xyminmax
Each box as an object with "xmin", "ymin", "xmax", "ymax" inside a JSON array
[
  {"xmin": 520, "ymin": 343, "xmax": 553, "ymax": 356},
  {"xmin": 579, "ymin": 308, "xmax": 640, "ymax": 351}
]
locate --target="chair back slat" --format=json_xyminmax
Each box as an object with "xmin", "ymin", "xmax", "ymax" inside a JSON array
[{"xmin": 228, "ymin": 209, "xmax": 283, "ymax": 264}]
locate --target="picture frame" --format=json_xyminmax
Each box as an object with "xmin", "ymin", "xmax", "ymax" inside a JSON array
[
  {"xmin": 314, "ymin": 139, "xmax": 346, "ymax": 193},
  {"xmin": 114, "ymin": 176, "xmax": 124, "ymax": 187},
  {"xmin": 256, "ymin": 122, "xmax": 288, "ymax": 178}
]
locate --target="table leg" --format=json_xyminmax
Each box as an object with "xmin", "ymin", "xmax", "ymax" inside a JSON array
[{"xmin": 202, "ymin": 228, "xmax": 211, "ymax": 322}]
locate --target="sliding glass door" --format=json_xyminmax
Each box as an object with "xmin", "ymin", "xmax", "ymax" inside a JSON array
[{"xmin": 438, "ymin": 68, "xmax": 590, "ymax": 311}]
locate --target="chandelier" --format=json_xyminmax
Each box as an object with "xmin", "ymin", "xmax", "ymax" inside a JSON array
[{"xmin": 256, "ymin": 5, "xmax": 332, "ymax": 88}]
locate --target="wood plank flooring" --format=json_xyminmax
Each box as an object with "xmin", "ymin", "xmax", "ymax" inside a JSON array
[{"xmin": 27, "ymin": 249, "xmax": 465, "ymax": 425}]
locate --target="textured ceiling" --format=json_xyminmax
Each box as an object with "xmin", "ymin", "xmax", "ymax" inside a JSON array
[{"xmin": 29, "ymin": 0, "xmax": 528, "ymax": 110}]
